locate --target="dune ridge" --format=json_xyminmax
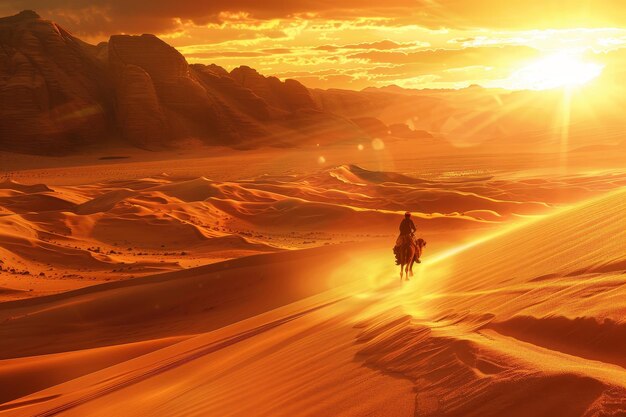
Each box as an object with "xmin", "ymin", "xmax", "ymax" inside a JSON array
[
  {"xmin": 2, "ymin": 165, "xmax": 625, "ymax": 301},
  {"xmin": 0, "ymin": 11, "xmax": 378, "ymax": 154},
  {"xmin": 351, "ymin": 187, "xmax": 626, "ymax": 416},
  {"xmin": 0, "ymin": 186, "xmax": 624, "ymax": 416}
]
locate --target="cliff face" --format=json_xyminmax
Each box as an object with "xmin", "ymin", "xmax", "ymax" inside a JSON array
[
  {"xmin": 0, "ymin": 11, "xmax": 365, "ymax": 154},
  {"xmin": 108, "ymin": 34, "xmax": 210, "ymax": 148},
  {"xmin": 0, "ymin": 10, "xmax": 111, "ymax": 154},
  {"xmin": 108, "ymin": 59, "xmax": 169, "ymax": 149},
  {"xmin": 230, "ymin": 66, "xmax": 317, "ymax": 112}
]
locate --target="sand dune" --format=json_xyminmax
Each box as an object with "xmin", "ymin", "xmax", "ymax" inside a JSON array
[
  {"xmin": 0, "ymin": 181, "xmax": 53, "ymax": 194},
  {"xmin": 0, "ymin": 242, "xmax": 389, "ymax": 407},
  {"xmin": 354, "ymin": 188, "xmax": 626, "ymax": 417},
  {"xmin": 0, "ymin": 243, "xmax": 386, "ymax": 358},
  {"xmin": 1, "ymin": 163, "xmax": 625, "ymax": 302},
  {"xmin": 0, "ymin": 336, "xmax": 188, "ymax": 405},
  {"xmin": 0, "ymin": 149, "xmax": 625, "ymax": 415},
  {"xmin": 0, "ymin": 185, "xmax": 624, "ymax": 416}
]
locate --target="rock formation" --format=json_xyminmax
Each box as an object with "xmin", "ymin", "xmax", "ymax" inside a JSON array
[
  {"xmin": 0, "ymin": 10, "xmax": 110, "ymax": 154},
  {"xmin": 0, "ymin": 11, "xmax": 367, "ymax": 154},
  {"xmin": 350, "ymin": 117, "xmax": 389, "ymax": 138}
]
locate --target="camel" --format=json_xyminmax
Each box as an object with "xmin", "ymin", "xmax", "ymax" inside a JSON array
[{"xmin": 397, "ymin": 237, "xmax": 427, "ymax": 281}]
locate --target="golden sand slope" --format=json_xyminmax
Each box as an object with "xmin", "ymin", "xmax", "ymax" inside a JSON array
[
  {"xmin": 0, "ymin": 242, "xmax": 392, "ymax": 406},
  {"xmin": 356, "ymin": 187, "xmax": 626, "ymax": 417},
  {"xmin": 1, "ymin": 187, "xmax": 624, "ymax": 416}
]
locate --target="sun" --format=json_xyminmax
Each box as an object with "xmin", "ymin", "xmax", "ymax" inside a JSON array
[{"xmin": 506, "ymin": 52, "xmax": 604, "ymax": 90}]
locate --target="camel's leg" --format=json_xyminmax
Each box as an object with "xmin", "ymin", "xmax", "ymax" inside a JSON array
[{"xmin": 408, "ymin": 248, "xmax": 416, "ymax": 277}]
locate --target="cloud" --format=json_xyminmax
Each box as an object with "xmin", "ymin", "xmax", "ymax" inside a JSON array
[
  {"xmin": 0, "ymin": 0, "xmax": 417, "ymax": 37},
  {"xmin": 4, "ymin": 0, "xmax": 626, "ymax": 39},
  {"xmin": 350, "ymin": 45, "xmax": 541, "ymax": 68},
  {"xmin": 405, "ymin": 0, "xmax": 626, "ymax": 30},
  {"xmin": 261, "ymin": 48, "xmax": 293, "ymax": 54},
  {"xmin": 186, "ymin": 51, "xmax": 267, "ymax": 58},
  {"xmin": 3, "ymin": 3, "xmax": 626, "ymax": 90},
  {"xmin": 287, "ymin": 73, "xmax": 373, "ymax": 90},
  {"xmin": 317, "ymin": 39, "xmax": 429, "ymax": 51}
]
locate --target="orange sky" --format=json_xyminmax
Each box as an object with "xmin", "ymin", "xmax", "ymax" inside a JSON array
[{"xmin": 4, "ymin": 1, "xmax": 626, "ymax": 90}]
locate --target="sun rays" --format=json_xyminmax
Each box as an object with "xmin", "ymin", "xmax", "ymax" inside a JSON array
[{"xmin": 504, "ymin": 52, "xmax": 604, "ymax": 90}]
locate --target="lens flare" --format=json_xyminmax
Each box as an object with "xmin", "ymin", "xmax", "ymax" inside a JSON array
[
  {"xmin": 504, "ymin": 52, "xmax": 604, "ymax": 90},
  {"xmin": 371, "ymin": 138, "xmax": 385, "ymax": 150}
]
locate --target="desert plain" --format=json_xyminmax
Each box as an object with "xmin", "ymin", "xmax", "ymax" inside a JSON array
[{"xmin": 0, "ymin": 138, "xmax": 624, "ymax": 416}]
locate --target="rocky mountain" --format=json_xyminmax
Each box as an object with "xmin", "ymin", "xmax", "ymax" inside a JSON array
[
  {"xmin": 0, "ymin": 10, "xmax": 111, "ymax": 154},
  {"xmin": 2, "ymin": 10, "xmax": 621, "ymax": 156},
  {"xmin": 0, "ymin": 11, "xmax": 374, "ymax": 154},
  {"xmin": 312, "ymin": 80, "xmax": 626, "ymax": 151}
]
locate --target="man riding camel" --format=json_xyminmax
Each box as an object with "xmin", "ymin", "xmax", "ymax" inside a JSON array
[
  {"xmin": 394, "ymin": 212, "xmax": 417, "ymax": 264},
  {"xmin": 394, "ymin": 212, "xmax": 427, "ymax": 279}
]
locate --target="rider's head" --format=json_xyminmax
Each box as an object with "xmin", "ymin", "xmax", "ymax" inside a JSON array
[{"xmin": 404, "ymin": 211, "xmax": 411, "ymax": 218}]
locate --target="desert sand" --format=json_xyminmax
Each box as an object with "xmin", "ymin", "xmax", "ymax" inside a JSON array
[
  {"xmin": 0, "ymin": 141, "xmax": 625, "ymax": 416},
  {"xmin": 2, "ymin": 7, "xmax": 626, "ymax": 417}
]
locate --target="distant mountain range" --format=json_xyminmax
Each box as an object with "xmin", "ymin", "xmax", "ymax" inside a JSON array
[
  {"xmin": 0, "ymin": 10, "xmax": 624, "ymax": 155},
  {"xmin": 1, "ymin": 10, "xmax": 419, "ymax": 154}
]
